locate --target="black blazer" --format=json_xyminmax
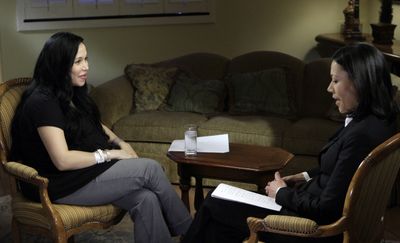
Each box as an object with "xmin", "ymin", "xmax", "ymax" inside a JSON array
[{"xmin": 276, "ymin": 115, "xmax": 397, "ymax": 224}]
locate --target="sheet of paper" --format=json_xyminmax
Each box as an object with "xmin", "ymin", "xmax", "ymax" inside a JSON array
[
  {"xmin": 168, "ymin": 134, "xmax": 229, "ymax": 153},
  {"xmin": 211, "ymin": 183, "xmax": 282, "ymax": 211}
]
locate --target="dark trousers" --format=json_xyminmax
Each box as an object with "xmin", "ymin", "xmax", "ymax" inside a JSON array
[{"xmin": 182, "ymin": 190, "xmax": 342, "ymax": 243}]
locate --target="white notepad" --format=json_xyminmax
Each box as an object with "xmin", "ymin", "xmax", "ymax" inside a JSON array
[{"xmin": 211, "ymin": 183, "xmax": 282, "ymax": 211}]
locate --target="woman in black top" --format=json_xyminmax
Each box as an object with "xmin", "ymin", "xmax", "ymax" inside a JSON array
[
  {"xmin": 11, "ymin": 32, "xmax": 192, "ymax": 243},
  {"xmin": 182, "ymin": 43, "xmax": 398, "ymax": 243}
]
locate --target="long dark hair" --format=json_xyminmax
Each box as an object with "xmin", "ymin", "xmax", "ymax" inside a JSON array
[
  {"xmin": 332, "ymin": 42, "xmax": 398, "ymax": 121},
  {"xmin": 12, "ymin": 32, "xmax": 107, "ymax": 156}
]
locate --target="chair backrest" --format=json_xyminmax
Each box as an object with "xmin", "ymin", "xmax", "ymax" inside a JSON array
[
  {"xmin": 342, "ymin": 132, "xmax": 400, "ymax": 243},
  {"xmin": 0, "ymin": 78, "xmax": 31, "ymax": 194}
]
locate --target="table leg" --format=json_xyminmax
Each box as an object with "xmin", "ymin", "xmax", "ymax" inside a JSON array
[
  {"xmin": 178, "ymin": 173, "xmax": 191, "ymax": 211},
  {"xmin": 194, "ymin": 176, "xmax": 204, "ymax": 211}
]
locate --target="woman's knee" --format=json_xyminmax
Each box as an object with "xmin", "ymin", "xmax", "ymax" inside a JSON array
[
  {"xmin": 138, "ymin": 190, "xmax": 158, "ymax": 204},
  {"xmin": 132, "ymin": 191, "xmax": 164, "ymax": 217},
  {"xmin": 120, "ymin": 189, "xmax": 159, "ymax": 210},
  {"xmin": 141, "ymin": 158, "xmax": 164, "ymax": 175}
]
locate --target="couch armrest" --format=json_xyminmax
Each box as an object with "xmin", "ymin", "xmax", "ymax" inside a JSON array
[{"xmin": 90, "ymin": 75, "xmax": 134, "ymax": 127}]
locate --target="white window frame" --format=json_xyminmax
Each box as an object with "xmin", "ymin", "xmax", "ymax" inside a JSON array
[{"xmin": 16, "ymin": 0, "xmax": 215, "ymax": 31}]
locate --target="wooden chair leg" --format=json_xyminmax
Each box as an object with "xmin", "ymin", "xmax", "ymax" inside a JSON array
[{"xmin": 11, "ymin": 218, "xmax": 21, "ymax": 243}]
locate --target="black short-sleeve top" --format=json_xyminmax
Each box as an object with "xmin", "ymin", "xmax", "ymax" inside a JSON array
[{"xmin": 13, "ymin": 88, "xmax": 117, "ymax": 201}]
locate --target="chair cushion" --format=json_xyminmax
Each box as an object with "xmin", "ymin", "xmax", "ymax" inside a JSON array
[{"xmin": 12, "ymin": 193, "xmax": 122, "ymax": 231}]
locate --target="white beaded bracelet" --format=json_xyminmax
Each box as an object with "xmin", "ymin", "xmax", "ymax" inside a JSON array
[
  {"xmin": 94, "ymin": 149, "xmax": 112, "ymax": 164},
  {"xmin": 95, "ymin": 149, "xmax": 105, "ymax": 164}
]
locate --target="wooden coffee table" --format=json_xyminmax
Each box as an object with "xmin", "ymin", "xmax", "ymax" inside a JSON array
[{"xmin": 167, "ymin": 143, "xmax": 294, "ymax": 211}]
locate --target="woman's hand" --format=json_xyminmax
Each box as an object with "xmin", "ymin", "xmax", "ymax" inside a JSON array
[
  {"xmin": 281, "ymin": 172, "xmax": 306, "ymax": 187},
  {"xmin": 118, "ymin": 141, "xmax": 139, "ymax": 158},
  {"xmin": 107, "ymin": 149, "xmax": 136, "ymax": 160},
  {"xmin": 101, "ymin": 124, "xmax": 139, "ymax": 158},
  {"xmin": 265, "ymin": 171, "xmax": 287, "ymax": 198}
]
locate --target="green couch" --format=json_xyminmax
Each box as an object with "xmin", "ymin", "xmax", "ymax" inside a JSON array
[{"xmin": 91, "ymin": 51, "xmax": 344, "ymax": 188}]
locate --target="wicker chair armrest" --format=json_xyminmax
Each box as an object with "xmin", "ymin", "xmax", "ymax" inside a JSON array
[
  {"xmin": 5, "ymin": 161, "xmax": 48, "ymax": 186},
  {"xmin": 264, "ymin": 215, "xmax": 318, "ymax": 234},
  {"xmin": 247, "ymin": 215, "xmax": 318, "ymax": 237}
]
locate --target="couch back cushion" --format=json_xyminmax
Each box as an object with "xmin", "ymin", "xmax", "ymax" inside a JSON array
[
  {"xmin": 226, "ymin": 51, "xmax": 305, "ymax": 117},
  {"xmin": 124, "ymin": 64, "xmax": 179, "ymax": 112},
  {"xmin": 301, "ymin": 58, "xmax": 337, "ymax": 119},
  {"xmin": 226, "ymin": 68, "xmax": 294, "ymax": 117},
  {"xmin": 162, "ymin": 72, "xmax": 226, "ymax": 115}
]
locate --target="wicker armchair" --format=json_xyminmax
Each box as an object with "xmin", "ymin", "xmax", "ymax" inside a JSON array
[
  {"xmin": 0, "ymin": 78, "xmax": 126, "ymax": 243},
  {"xmin": 246, "ymin": 132, "xmax": 400, "ymax": 243}
]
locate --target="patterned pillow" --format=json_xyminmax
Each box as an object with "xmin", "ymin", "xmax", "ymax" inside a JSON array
[
  {"xmin": 226, "ymin": 68, "xmax": 296, "ymax": 117},
  {"xmin": 124, "ymin": 64, "xmax": 178, "ymax": 112},
  {"xmin": 163, "ymin": 73, "xmax": 225, "ymax": 114}
]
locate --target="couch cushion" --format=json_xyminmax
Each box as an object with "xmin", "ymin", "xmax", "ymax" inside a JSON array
[
  {"xmin": 163, "ymin": 73, "xmax": 226, "ymax": 114},
  {"xmin": 112, "ymin": 111, "xmax": 208, "ymax": 143},
  {"xmin": 282, "ymin": 118, "xmax": 342, "ymax": 156},
  {"xmin": 228, "ymin": 51, "xmax": 305, "ymax": 114},
  {"xmin": 124, "ymin": 64, "xmax": 178, "ymax": 112},
  {"xmin": 198, "ymin": 115, "xmax": 292, "ymax": 147},
  {"xmin": 226, "ymin": 68, "xmax": 296, "ymax": 117}
]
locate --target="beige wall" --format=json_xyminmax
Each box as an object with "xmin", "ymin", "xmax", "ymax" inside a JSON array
[{"xmin": 0, "ymin": 0, "xmax": 383, "ymax": 86}]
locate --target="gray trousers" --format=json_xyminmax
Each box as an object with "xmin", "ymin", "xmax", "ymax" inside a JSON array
[{"xmin": 55, "ymin": 158, "xmax": 192, "ymax": 243}]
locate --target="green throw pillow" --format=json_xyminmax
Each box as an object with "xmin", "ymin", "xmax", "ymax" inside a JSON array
[
  {"xmin": 124, "ymin": 64, "xmax": 178, "ymax": 112},
  {"xmin": 164, "ymin": 74, "xmax": 225, "ymax": 114},
  {"xmin": 227, "ymin": 68, "xmax": 296, "ymax": 116}
]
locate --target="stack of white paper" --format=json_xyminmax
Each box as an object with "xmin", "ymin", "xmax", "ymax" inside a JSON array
[
  {"xmin": 168, "ymin": 134, "xmax": 229, "ymax": 153},
  {"xmin": 211, "ymin": 183, "xmax": 282, "ymax": 211}
]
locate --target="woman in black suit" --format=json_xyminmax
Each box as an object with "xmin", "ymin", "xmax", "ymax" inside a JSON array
[{"xmin": 182, "ymin": 43, "xmax": 399, "ymax": 243}]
